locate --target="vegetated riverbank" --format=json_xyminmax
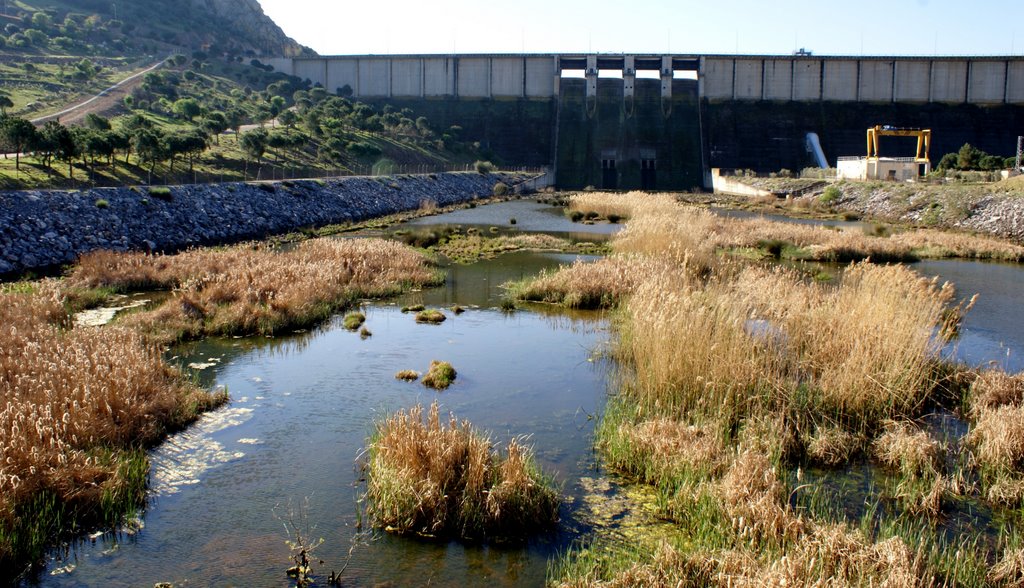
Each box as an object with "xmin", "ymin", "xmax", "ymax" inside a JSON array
[
  {"xmin": 1, "ymin": 208, "xmax": 473, "ymax": 581},
  {"xmin": 513, "ymin": 193, "xmax": 1024, "ymax": 586},
  {"xmin": 0, "ymin": 285, "xmax": 225, "ymax": 581},
  {"xmin": 0, "ymin": 171, "xmax": 531, "ymax": 277},
  {"xmin": 712, "ymin": 175, "xmax": 1024, "ymax": 243}
]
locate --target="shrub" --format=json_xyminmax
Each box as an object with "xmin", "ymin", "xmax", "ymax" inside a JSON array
[
  {"xmin": 568, "ymin": 210, "xmax": 584, "ymax": 222},
  {"xmin": 493, "ymin": 182, "xmax": 509, "ymax": 196},
  {"xmin": 95, "ymin": 199, "xmax": 109, "ymax": 209},
  {"xmin": 365, "ymin": 402, "xmax": 559, "ymax": 539},
  {"xmin": 474, "ymin": 160, "xmax": 495, "ymax": 174},
  {"xmin": 819, "ymin": 185, "xmax": 841, "ymax": 206},
  {"xmin": 148, "ymin": 186, "xmax": 172, "ymax": 201}
]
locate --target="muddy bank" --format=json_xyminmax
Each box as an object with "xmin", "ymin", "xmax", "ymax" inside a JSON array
[{"xmin": 0, "ymin": 172, "xmax": 531, "ymax": 276}]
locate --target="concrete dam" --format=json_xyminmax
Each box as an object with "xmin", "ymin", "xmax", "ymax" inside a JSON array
[{"xmin": 265, "ymin": 54, "xmax": 1024, "ymax": 190}]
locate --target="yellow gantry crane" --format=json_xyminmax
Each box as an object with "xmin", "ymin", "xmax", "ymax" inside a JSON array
[{"xmin": 866, "ymin": 125, "xmax": 932, "ymax": 163}]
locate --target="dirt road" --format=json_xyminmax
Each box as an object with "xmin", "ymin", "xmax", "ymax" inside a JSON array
[{"xmin": 30, "ymin": 58, "xmax": 167, "ymax": 126}]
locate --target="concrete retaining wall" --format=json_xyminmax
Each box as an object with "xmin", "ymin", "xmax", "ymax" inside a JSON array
[{"xmin": 0, "ymin": 172, "xmax": 529, "ymax": 276}]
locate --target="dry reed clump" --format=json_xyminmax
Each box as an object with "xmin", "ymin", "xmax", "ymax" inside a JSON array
[
  {"xmin": 990, "ymin": 548, "xmax": 1024, "ymax": 586},
  {"xmin": 0, "ymin": 292, "xmax": 222, "ymax": 568},
  {"xmin": 509, "ymin": 255, "xmax": 678, "ymax": 309},
  {"xmin": 872, "ymin": 421, "xmax": 942, "ymax": 476},
  {"xmin": 970, "ymin": 370, "xmax": 1024, "ymax": 414},
  {"xmin": 567, "ymin": 191, "xmax": 656, "ymax": 221},
  {"xmin": 968, "ymin": 403, "xmax": 1024, "ymax": 475},
  {"xmin": 891, "ymin": 228, "xmax": 1024, "ymax": 262},
  {"xmin": 365, "ymin": 402, "xmax": 558, "ymax": 540},
  {"xmin": 618, "ymin": 268, "xmax": 782, "ymax": 419},
  {"xmin": 718, "ymin": 450, "xmax": 803, "ymax": 548},
  {"xmin": 394, "ymin": 370, "xmax": 420, "ymax": 382},
  {"xmin": 804, "ymin": 425, "xmax": 864, "ymax": 467},
  {"xmin": 92, "ymin": 238, "xmax": 442, "ymax": 343},
  {"xmin": 728, "ymin": 525, "xmax": 927, "ymax": 587},
  {"xmin": 612, "ymin": 202, "xmax": 719, "ymax": 270},
  {"xmin": 603, "ymin": 418, "xmax": 727, "ymax": 484},
  {"xmin": 788, "ymin": 264, "xmax": 952, "ymax": 427}
]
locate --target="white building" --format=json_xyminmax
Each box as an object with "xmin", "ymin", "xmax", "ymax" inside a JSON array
[{"xmin": 836, "ymin": 156, "xmax": 930, "ymax": 181}]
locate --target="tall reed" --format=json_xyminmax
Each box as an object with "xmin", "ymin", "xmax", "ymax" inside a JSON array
[
  {"xmin": 365, "ymin": 402, "xmax": 559, "ymax": 540},
  {"xmin": 0, "ymin": 290, "xmax": 222, "ymax": 574},
  {"xmin": 71, "ymin": 239, "xmax": 443, "ymax": 343}
]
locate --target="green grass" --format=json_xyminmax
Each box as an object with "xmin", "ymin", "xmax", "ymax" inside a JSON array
[
  {"xmin": 421, "ymin": 361, "xmax": 457, "ymax": 390},
  {"xmin": 414, "ymin": 309, "xmax": 446, "ymax": 324},
  {"xmin": 343, "ymin": 311, "xmax": 366, "ymax": 330}
]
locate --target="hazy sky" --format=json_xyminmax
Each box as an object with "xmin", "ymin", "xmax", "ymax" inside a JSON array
[{"xmin": 258, "ymin": 0, "xmax": 1021, "ymax": 57}]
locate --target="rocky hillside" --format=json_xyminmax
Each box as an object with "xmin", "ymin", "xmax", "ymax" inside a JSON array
[{"xmin": 1, "ymin": 0, "xmax": 311, "ymax": 57}]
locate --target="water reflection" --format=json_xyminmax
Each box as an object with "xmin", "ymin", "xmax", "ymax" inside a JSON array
[{"xmin": 36, "ymin": 252, "xmax": 611, "ymax": 588}]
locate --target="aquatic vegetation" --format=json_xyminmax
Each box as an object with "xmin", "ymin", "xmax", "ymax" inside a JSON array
[
  {"xmin": 394, "ymin": 370, "xmax": 420, "ymax": 382},
  {"xmin": 542, "ymin": 190, "xmax": 1017, "ymax": 586},
  {"xmin": 400, "ymin": 304, "xmax": 425, "ymax": 313},
  {"xmin": 508, "ymin": 255, "xmax": 677, "ymax": 309},
  {"xmin": 343, "ymin": 312, "xmax": 366, "ymax": 330},
  {"xmin": 365, "ymin": 402, "xmax": 558, "ymax": 540},
  {"xmin": 432, "ymin": 233, "xmax": 588, "ymax": 263},
  {"xmin": 414, "ymin": 309, "xmax": 446, "ymax": 324},
  {"xmin": 451, "ymin": 305, "xmax": 465, "ymax": 315},
  {"xmin": 68, "ymin": 239, "xmax": 443, "ymax": 344},
  {"xmin": 359, "ymin": 326, "xmax": 372, "ymax": 339},
  {"xmin": 421, "ymin": 361, "xmax": 457, "ymax": 390},
  {"xmin": 0, "ymin": 290, "xmax": 224, "ymax": 575}
]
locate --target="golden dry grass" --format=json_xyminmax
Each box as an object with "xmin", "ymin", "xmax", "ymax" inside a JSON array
[
  {"xmin": 508, "ymin": 255, "xmax": 680, "ymax": 309},
  {"xmin": 0, "ymin": 290, "xmax": 223, "ymax": 568},
  {"xmin": 805, "ymin": 425, "xmax": 864, "ymax": 466},
  {"xmin": 574, "ymin": 190, "xmax": 1024, "ymax": 263},
  {"xmin": 872, "ymin": 421, "xmax": 942, "ymax": 476},
  {"xmin": 70, "ymin": 239, "xmax": 441, "ymax": 343},
  {"xmin": 365, "ymin": 402, "xmax": 558, "ymax": 540},
  {"xmin": 568, "ymin": 191, "xmax": 653, "ymax": 220},
  {"xmin": 968, "ymin": 403, "xmax": 1024, "ymax": 475}
]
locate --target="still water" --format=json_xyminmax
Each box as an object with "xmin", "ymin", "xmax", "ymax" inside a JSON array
[
  {"xmin": 36, "ymin": 252, "xmax": 612, "ymax": 587},
  {"xmin": 30, "ymin": 198, "xmax": 1024, "ymax": 586}
]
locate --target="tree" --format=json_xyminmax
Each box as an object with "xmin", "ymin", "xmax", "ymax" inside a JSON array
[
  {"xmin": 0, "ymin": 116, "xmax": 39, "ymax": 170},
  {"xmin": 30, "ymin": 12, "xmax": 52, "ymax": 30},
  {"xmin": 173, "ymin": 98, "xmax": 201, "ymax": 121},
  {"xmin": 201, "ymin": 111, "xmax": 228, "ymax": 144},
  {"xmin": 0, "ymin": 95, "xmax": 12, "ymax": 116},
  {"xmin": 936, "ymin": 152, "xmax": 958, "ymax": 172},
  {"xmin": 225, "ymin": 108, "xmax": 245, "ymax": 141},
  {"xmin": 36, "ymin": 120, "xmax": 69, "ymax": 169},
  {"xmin": 278, "ymin": 109, "xmax": 298, "ymax": 130},
  {"xmin": 241, "ymin": 127, "xmax": 268, "ymax": 178},
  {"xmin": 269, "ymin": 95, "xmax": 286, "ymax": 119},
  {"xmin": 132, "ymin": 128, "xmax": 166, "ymax": 183},
  {"xmin": 956, "ymin": 143, "xmax": 983, "ymax": 171},
  {"xmin": 48, "ymin": 122, "xmax": 78, "ymax": 178}
]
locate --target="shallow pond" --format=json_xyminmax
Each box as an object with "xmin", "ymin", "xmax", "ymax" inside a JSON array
[{"xmin": 35, "ymin": 252, "xmax": 614, "ymax": 587}]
